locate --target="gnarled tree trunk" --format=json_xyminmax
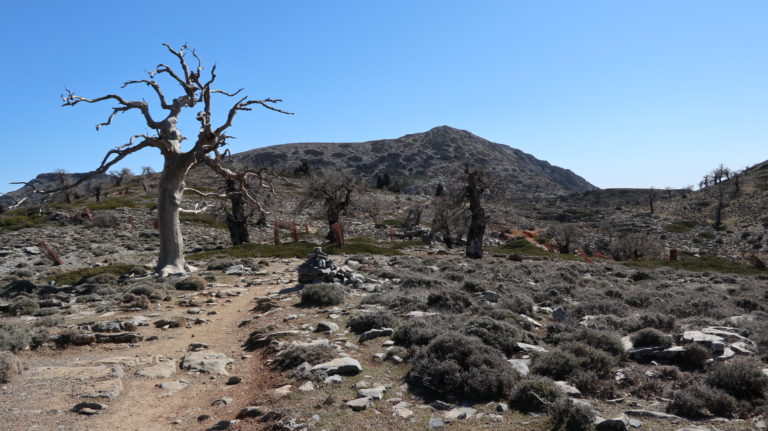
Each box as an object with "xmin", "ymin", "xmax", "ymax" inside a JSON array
[
  {"xmin": 156, "ymin": 154, "xmax": 193, "ymax": 276},
  {"xmin": 225, "ymin": 179, "xmax": 250, "ymax": 245}
]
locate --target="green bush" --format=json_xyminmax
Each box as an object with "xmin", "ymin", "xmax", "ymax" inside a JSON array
[
  {"xmin": 274, "ymin": 344, "xmax": 337, "ymax": 370},
  {"xmin": 461, "ymin": 316, "xmax": 524, "ymax": 357},
  {"xmin": 630, "ymin": 328, "xmax": 673, "ymax": 348},
  {"xmin": 664, "ymin": 220, "xmax": 698, "ymax": 233},
  {"xmin": 667, "ymin": 384, "xmax": 738, "ymax": 418},
  {"xmin": 407, "ymin": 333, "xmax": 517, "ymax": 402},
  {"xmin": 676, "ymin": 343, "xmax": 710, "ymax": 370},
  {"xmin": 174, "ymin": 275, "xmax": 206, "ymax": 291},
  {"xmin": 9, "ymin": 297, "xmax": 39, "ymax": 316},
  {"xmin": 550, "ymin": 398, "xmax": 595, "ymax": 431},
  {"xmin": 509, "ymin": 376, "xmax": 562, "ymax": 412},
  {"xmin": 347, "ymin": 311, "xmax": 397, "ymax": 334},
  {"xmin": 531, "ymin": 349, "xmax": 580, "ymax": 380},
  {"xmin": 0, "ymin": 351, "xmax": 21, "ymax": 383},
  {"xmin": 300, "ymin": 283, "xmax": 345, "ymax": 306},
  {"xmin": 560, "ymin": 342, "xmax": 616, "ymax": 377},
  {"xmin": 0, "ymin": 322, "xmax": 30, "ymax": 352},
  {"xmin": 707, "ymin": 358, "xmax": 768, "ymax": 401}
]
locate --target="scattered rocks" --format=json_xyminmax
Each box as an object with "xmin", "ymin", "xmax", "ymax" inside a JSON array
[
  {"xmin": 358, "ymin": 328, "xmax": 394, "ymax": 343},
  {"xmin": 207, "ymin": 419, "xmax": 240, "ymax": 431},
  {"xmin": 94, "ymin": 332, "xmax": 142, "ymax": 344},
  {"xmin": 311, "ymin": 357, "xmax": 362, "ymax": 375},
  {"xmin": 445, "ymin": 407, "xmax": 476, "ymax": 421},
  {"xmin": 180, "ymin": 351, "xmax": 234, "ymax": 376},
  {"xmin": 211, "ymin": 397, "xmax": 233, "ymax": 407},
  {"xmin": 346, "ymin": 397, "xmax": 371, "ymax": 411}
]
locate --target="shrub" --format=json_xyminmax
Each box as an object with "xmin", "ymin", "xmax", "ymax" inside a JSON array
[
  {"xmin": 174, "ymin": 275, "xmax": 206, "ymax": 291},
  {"xmin": 84, "ymin": 272, "xmax": 119, "ymax": 285},
  {"xmin": 624, "ymin": 313, "xmax": 677, "ymax": 332},
  {"xmin": 630, "ymin": 328, "xmax": 673, "ymax": 348},
  {"xmin": 347, "ymin": 311, "xmax": 397, "ymax": 334},
  {"xmin": 461, "ymin": 316, "xmax": 523, "ymax": 357},
  {"xmin": 0, "ymin": 352, "xmax": 21, "ymax": 383},
  {"xmin": 393, "ymin": 318, "xmax": 444, "ymax": 347},
  {"xmin": 554, "ymin": 328, "xmax": 625, "ymax": 358},
  {"xmin": 667, "ymin": 384, "xmax": 738, "ymax": 418},
  {"xmin": 560, "ymin": 342, "xmax": 616, "ymax": 377},
  {"xmin": 1, "ymin": 279, "xmax": 36, "ymax": 298},
  {"xmin": 568, "ymin": 370, "xmax": 618, "ymax": 399},
  {"xmin": 0, "ymin": 322, "xmax": 31, "ymax": 352},
  {"xmin": 8, "ymin": 297, "xmax": 39, "ymax": 316},
  {"xmin": 121, "ymin": 293, "xmax": 150, "ymax": 309},
  {"xmin": 300, "ymin": 283, "xmax": 345, "ymax": 306},
  {"xmin": 274, "ymin": 344, "xmax": 336, "ymax": 370},
  {"xmin": 676, "ymin": 343, "xmax": 710, "ymax": 370},
  {"xmin": 426, "ymin": 289, "xmax": 473, "ymax": 312},
  {"xmin": 550, "ymin": 398, "xmax": 595, "ymax": 431},
  {"xmin": 498, "ymin": 293, "xmax": 535, "ymax": 315},
  {"xmin": 573, "ymin": 299, "xmax": 628, "ymax": 318},
  {"xmin": 707, "ymin": 358, "xmax": 768, "ymax": 401},
  {"xmin": 407, "ymin": 333, "xmax": 517, "ymax": 402},
  {"xmin": 531, "ymin": 349, "xmax": 580, "ymax": 380},
  {"xmin": 509, "ymin": 376, "xmax": 562, "ymax": 412},
  {"xmin": 127, "ymin": 283, "xmax": 155, "ymax": 298}
]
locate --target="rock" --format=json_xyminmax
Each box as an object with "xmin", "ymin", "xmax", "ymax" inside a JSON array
[
  {"xmin": 312, "ymin": 357, "xmax": 362, "ymax": 375},
  {"xmin": 197, "ymin": 415, "xmax": 212, "ymax": 422},
  {"xmin": 445, "ymin": 407, "xmax": 476, "ymax": 421},
  {"xmin": 428, "ymin": 417, "xmax": 445, "ymax": 429},
  {"xmin": 225, "ymin": 264, "xmax": 252, "ymax": 275},
  {"xmin": 519, "ymin": 314, "xmax": 543, "ymax": 328},
  {"xmin": 180, "ymin": 351, "xmax": 234, "ymax": 376},
  {"xmin": 358, "ymin": 328, "xmax": 394, "ymax": 343},
  {"xmin": 211, "ymin": 397, "xmax": 232, "ymax": 407},
  {"xmin": 298, "ymin": 381, "xmax": 315, "ymax": 392},
  {"xmin": 347, "ymin": 397, "xmax": 372, "ymax": 411},
  {"xmin": 23, "ymin": 246, "xmax": 41, "ymax": 255},
  {"xmin": 555, "ymin": 381, "xmax": 582, "ymax": 397},
  {"xmin": 394, "ymin": 404, "xmax": 413, "ymax": 418},
  {"xmin": 316, "ymin": 321, "xmax": 339, "ymax": 333},
  {"xmin": 508, "ymin": 359, "xmax": 531, "ymax": 377},
  {"xmin": 137, "ymin": 361, "xmax": 176, "ymax": 379},
  {"xmin": 94, "ymin": 332, "xmax": 142, "ymax": 343},
  {"xmin": 517, "ymin": 342, "xmax": 547, "ymax": 353},
  {"xmin": 207, "ymin": 420, "xmax": 240, "ymax": 431},
  {"xmin": 157, "ymin": 380, "xmax": 190, "ymax": 393},
  {"xmin": 236, "ymin": 406, "xmax": 264, "ymax": 419},
  {"xmin": 625, "ymin": 409, "xmax": 679, "ymax": 419},
  {"xmin": 681, "ymin": 331, "xmax": 726, "ymax": 354},
  {"xmin": 274, "ymin": 384, "xmax": 293, "ymax": 396},
  {"xmin": 226, "ymin": 376, "xmax": 242, "ymax": 385},
  {"xmin": 731, "ymin": 341, "xmax": 755, "ymax": 355},
  {"xmin": 154, "ymin": 318, "xmax": 183, "ymax": 328},
  {"xmin": 324, "ymin": 374, "xmax": 343, "ymax": 384},
  {"xmin": 77, "ymin": 378, "xmax": 123, "ymax": 400},
  {"xmin": 358, "ymin": 386, "xmax": 385, "ymax": 400},
  {"xmin": 496, "ymin": 402, "xmax": 509, "ymax": 412},
  {"xmin": 596, "ymin": 415, "xmax": 629, "ymax": 431},
  {"xmin": 553, "ymin": 307, "xmax": 570, "ymax": 322},
  {"xmin": 188, "ymin": 342, "xmax": 210, "ymax": 352},
  {"xmin": 431, "ymin": 400, "xmax": 452, "ymax": 410},
  {"xmin": 72, "ymin": 402, "xmax": 107, "ymax": 415}
]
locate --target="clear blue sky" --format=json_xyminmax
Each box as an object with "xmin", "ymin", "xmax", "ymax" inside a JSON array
[{"xmin": 1, "ymin": 1, "xmax": 766, "ymax": 192}]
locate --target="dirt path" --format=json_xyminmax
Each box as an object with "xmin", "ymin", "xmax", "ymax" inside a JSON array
[{"xmin": 0, "ymin": 260, "xmax": 298, "ymax": 431}]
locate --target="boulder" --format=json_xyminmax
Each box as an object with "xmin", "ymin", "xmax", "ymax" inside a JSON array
[
  {"xmin": 180, "ymin": 351, "xmax": 234, "ymax": 376},
  {"xmin": 311, "ymin": 357, "xmax": 362, "ymax": 375}
]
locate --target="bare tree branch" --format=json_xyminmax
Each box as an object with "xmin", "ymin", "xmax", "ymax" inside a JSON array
[
  {"xmin": 62, "ymin": 89, "xmax": 160, "ymax": 130},
  {"xmin": 121, "ymin": 78, "xmax": 171, "ymax": 110}
]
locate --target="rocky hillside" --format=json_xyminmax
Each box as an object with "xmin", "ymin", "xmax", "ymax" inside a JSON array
[{"xmin": 234, "ymin": 126, "xmax": 597, "ymax": 196}]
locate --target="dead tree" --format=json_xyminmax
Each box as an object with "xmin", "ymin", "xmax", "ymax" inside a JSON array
[
  {"xmin": 53, "ymin": 169, "xmax": 74, "ymax": 204},
  {"xmin": 548, "ymin": 223, "xmax": 580, "ymax": 254},
  {"xmin": 20, "ymin": 44, "xmax": 291, "ymax": 275},
  {"xmin": 301, "ymin": 173, "xmax": 357, "ymax": 242},
  {"xmin": 648, "ymin": 187, "xmax": 657, "ymax": 214},
  {"xmin": 109, "ymin": 167, "xmax": 133, "ymax": 187},
  {"xmin": 140, "ymin": 166, "xmax": 155, "ymax": 192},
  {"xmin": 464, "ymin": 166, "xmax": 490, "ymax": 259}
]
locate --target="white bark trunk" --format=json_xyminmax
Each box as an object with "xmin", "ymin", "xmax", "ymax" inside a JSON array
[{"xmin": 155, "ymin": 155, "xmax": 194, "ymax": 276}]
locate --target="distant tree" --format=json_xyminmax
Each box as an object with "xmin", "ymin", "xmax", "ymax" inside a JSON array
[
  {"xmin": 648, "ymin": 187, "xmax": 657, "ymax": 214},
  {"xmin": 140, "ymin": 166, "xmax": 155, "ymax": 192},
  {"xmin": 109, "ymin": 167, "xmax": 133, "ymax": 187},
  {"xmin": 294, "ymin": 160, "xmax": 310, "ymax": 177},
  {"xmin": 301, "ymin": 172, "xmax": 358, "ymax": 242},
  {"xmin": 665, "ymin": 186, "xmax": 672, "ymax": 199},
  {"xmin": 53, "ymin": 169, "xmax": 73, "ymax": 204},
  {"xmin": 88, "ymin": 183, "xmax": 103, "ymax": 202},
  {"xmin": 548, "ymin": 223, "xmax": 580, "ymax": 254},
  {"xmin": 463, "ymin": 165, "xmax": 491, "ymax": 259},
  {"xmin": 19, "ymin": 44, "xmax": 291, "ymax": 275}
]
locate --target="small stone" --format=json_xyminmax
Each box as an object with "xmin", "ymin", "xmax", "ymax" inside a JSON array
[
  {"xmin": 236, "ymin": 406, "xmax": 264, "ymax": 419},
  {"xmin": 496, "ymin": 402, "xmax": 509, "ymax": 412},
  {"xmin": 596, "ymin": 415, "xmax": 629, "ymax": 431},
  {"xmin": 552, "ymin": 307, "xmax": 569, "ymax": 322},
  {"xmin": 274, "ymin": 384, "xmax": 293, "ymax": 397},
  {"xmin": 358, "ymin": 328, "xmax": 394, "ymax": 343},
  {"xmin": 324, "ymin": 375, "xmax": 343, "ymax": 384},
  {"xmin": 299, "ymin": 381, "xmax": 315, "ymax": 391},
  {"xmin": 312, "ymin": 357, "xmax": 362, "ymax": 375},
  {"xmin": 211, "ymin": 397, "xmax": 232, "ymax": 407},
  {"xmin": 555, "ymin": 381, "xmax": 582, "ymax": 397},
  {"xmin": 207, "ymin": 420, "xmax": 240, "ymax": 431},
  {"xmin": 72, "ymin": 402, "xmax": 108, "ymax": 415},
  {"xmin": 226, "ymin": 376, "xmax": 242, "ymax": 385},
  {"xmin": 445, "ymin": 407, "xmax": 476, "ymax": 421},
  {"xmin": 431, "ymin": 400, "xmax": 452, "ymax": 411},
  {"xmin": 358, "ymin": 386, "xmax": 385, "ymax": 400},
  {"xmin": 197, "ymin": 414, "xmax": 212, "ymax": 422},
  {"xmin": 428, "ymin": 417, "xmax": 445, "ymax": 429},
  {"xmin": 347, "ymin": 397, "xmax": 372, "ymax": 411},
  {"xmin": 316, "ymin": 321, "xmax": 339, "ymax": 333}
]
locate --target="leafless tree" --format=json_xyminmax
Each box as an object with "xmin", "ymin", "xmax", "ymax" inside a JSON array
[
  {"xmin": 611, "ymin": 232, "xmax": 659, "ymax": 261},
  {"xmin": 109, "ymin": 167, "xmax": 134, "ymax": 187},
  {"xmin": 464, "ymin": 166, "xmax": 490, "ymax": 258},
  {"xmin": 547, "ymin": 223, "xmax": 580, "ymax": 254},
  {"xmin": 648, "ymin": 187, "xmax": 657, "ymax": 214},
  {"xmin": 300, "ymin": 172, "xmax": 358, "ymax": 242},
  {"xmin": 19, "ymin": 44, "xmax": 291, "ymax": 275},
  {"xmin": 429, "ymin": 191, "xmax": 469, "ymax": 249},
  {"xmin": 140, "ymin": 166, "xmax": 155, "ymax": 192}
]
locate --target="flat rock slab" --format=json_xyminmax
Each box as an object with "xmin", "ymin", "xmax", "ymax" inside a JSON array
[
  {"xmin": 95, "ymin": 332, "xmax": 143, "ymax": 343},
  {"xmin": 358, "ymin": 386, "xmax": 386, "ymax": 400},
  {"xmin": 156, "ymin": 379, "xmax": 190, "ymax": 394},
  {"xmin": 347, "ymin": 397, "xmax": 372, "ymax": 411},
  {"xmin": 30, "ymin": 365, "xmax": 113, "ymax": 380},
  {"xmin": 180, "ymin": 351, "xmax": 234, "ymax": 376},
  {"xmin": 508, "ymin": 359, "xmax": 531, "ymax": 376},
  {"xmin": 625, "ymin": 410, "xmax": 679, "ymax": 420},
  {"xmin": 95, "ymin": 356, "xmax": 159, "ymax": 367},
  {"xmin": 137, "ymin": 360, "xmax": 176, "ymax": 379},
  {"xmin": 517, "ymin": 342, "xmax": 547, "ymax": 353},
  {"xmin": 77, "ymin": 378, "xmax": 123, "ymax": 400},
  {"xmin": 359, "ymin": 328, "xmax": 394, "ymax": 343},
  {"xmin": 312, "ymin": 357, "xmax": 362, "ymax": 375}
]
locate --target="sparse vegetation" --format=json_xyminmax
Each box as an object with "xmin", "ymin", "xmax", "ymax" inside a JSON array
[
  {"xmin": 44, "ymin": 264, "xmax": 142, "ymax": 286},
  {"xmin": 274, "ymin": 344, "xmax": 336, "ymax": 370},
  {"xmin": 300, "ymin": 283, "xmax": 345, "ymax": 306}
]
